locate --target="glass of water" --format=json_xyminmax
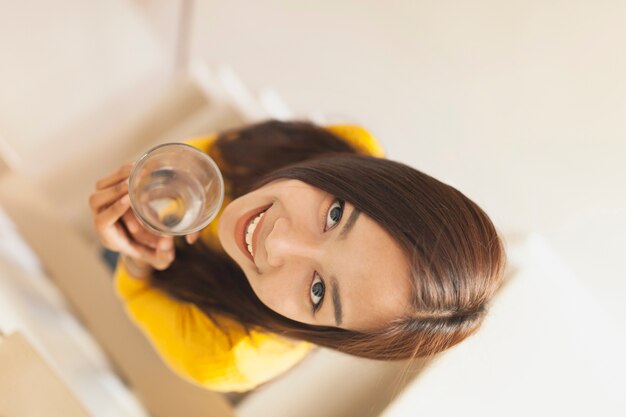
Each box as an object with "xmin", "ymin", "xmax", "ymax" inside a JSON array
[{"xmin": 128, "ymin": 143, "xmax": 225, "ymax": 236}]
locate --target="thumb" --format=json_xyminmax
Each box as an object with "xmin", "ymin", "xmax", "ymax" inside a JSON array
[{"xmin": 186, "ymin": 232, "xmax": 201, "ymax": 244}]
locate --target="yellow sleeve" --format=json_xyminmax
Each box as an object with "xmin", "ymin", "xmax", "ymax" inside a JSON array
[
  {"xmin": 181, "ymin": 134, "xmax": 218, "ymax": 154},
  {"xmin": 326, "ymin": 124, "xmax": 385, "ymax": 157},
  {"xmin": 115, "ymin": 261, "xmax": 312, "ymax": 392}
]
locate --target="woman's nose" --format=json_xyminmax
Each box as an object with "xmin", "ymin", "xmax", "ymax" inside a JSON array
[{"xmin": 264, "ymin": 217, "xmax": 320, "ymax": 267}]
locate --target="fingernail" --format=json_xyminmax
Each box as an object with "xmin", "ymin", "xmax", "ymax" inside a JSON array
[
  {"xmin": 121, "ymin": 195, "xmax": 130, "ymax": 204},
  {"xmin": 160, "ymin": 240, "xmax": 172, "ymax": 250}
]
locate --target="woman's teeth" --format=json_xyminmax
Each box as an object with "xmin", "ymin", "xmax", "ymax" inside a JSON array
[{"xmin": 245, "ymin": 211, "xmax": 265, "ymax": 257}]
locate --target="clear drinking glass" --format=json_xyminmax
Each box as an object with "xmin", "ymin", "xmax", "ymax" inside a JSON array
[{"xmin": 128, "ymin": 143, "xmax": 224, "ymax": 236}]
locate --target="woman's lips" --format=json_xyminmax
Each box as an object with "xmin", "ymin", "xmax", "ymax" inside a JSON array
[
  {"xmin": 235, "ymin": 204, "xmax": 271, "ymax": 264},
  {"xmin": 251, "ymin": 211, "xmax": 268, "ymax": 262}
]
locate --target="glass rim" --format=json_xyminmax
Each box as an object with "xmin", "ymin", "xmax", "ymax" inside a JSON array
[{"xmin": 128, "ymin": 142, "xmax": 225, "ymax": 236}]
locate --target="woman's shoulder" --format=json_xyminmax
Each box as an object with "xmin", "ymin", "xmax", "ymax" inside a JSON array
[
  {"xmin": 230, "ymin": 327, "xmax": 313, "ymax": 389},
  {"xmin": 193, "ymin": 312, "xmax": 313, "ymax": 391},
  {"xmin": 183, "ymin": 124, "xmax": 385, "ymax": 158},
  {"xmin": 325, "ymin": 124, "xmax": 385, "ymax": 157},
  {"xmin": 182, "ymin": 134, "xmax": 219, "ymax": 154},
  {"xmin": 115, "ymin": 266, "xmax": 311, "ymax": 392}
]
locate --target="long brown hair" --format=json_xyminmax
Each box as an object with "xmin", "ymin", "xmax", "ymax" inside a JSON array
[{"xmin": 151, "ymin": 120, "xmax": 506, "ymax": 360}]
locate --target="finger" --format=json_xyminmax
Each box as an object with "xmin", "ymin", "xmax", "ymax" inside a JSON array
[
  {"xmin": 116, "ymin": 225, "xmax": 165, "ymax": 262},
  {"xmin": 114, "ymin": 225, "xmax": 144, "ymax": 258},
  {"xmin": 95, "ymin": 194, "xmax": 131, "ymax": 229},
  {"xmin": 153, "ymin": 238, "xmax": 175, "ymax": 270},
  {"xmin": 122, "ymin": 212, "xmax": 159, "ymax": 249},
  {"xmin": 122, "ymin": 236, "xmax": 175, "ymax": 272},
  {"xmin": 89, "ymin": 181, "xmax": 129, "ymax": 213},
  {"xmin": 95, "ymin": 163, "xmax": 134, "ymax": 190},
  {"xmin": 122, "ymin": 210, "xmax": 140, "ymax": 233},
  {"xmin": 186, "ymin": 232, "xmax": 200, "ymax": 244},
  {"xmin": 101, "ymin": 221, "xmax": 144, "ymax": 259}
]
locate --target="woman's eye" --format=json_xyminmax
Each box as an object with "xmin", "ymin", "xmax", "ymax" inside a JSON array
[
  {"xmin": 325, "ymin": 199, "xmax": 345, "ymax": 231},
  {"xmin": 310, "ymin": 274, "xmax": 325, "ymax": 310}
]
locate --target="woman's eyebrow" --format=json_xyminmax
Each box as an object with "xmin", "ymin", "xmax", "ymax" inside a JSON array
[
  {"xmin": 329, "ymin": 275, "xmax": 343, "ymax": 326},
  {"xmin": 338, "ymin": 208, "xmax": 360, "ymax": 240}
]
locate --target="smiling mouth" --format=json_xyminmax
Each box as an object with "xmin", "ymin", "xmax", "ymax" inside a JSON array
[
  {"xmin": 236, "ymin": 204, "xmax": 271, "ymax": 263},
  {"xmin": 244, "ymin": 210, "xmax": 266, "ymax": 257}
]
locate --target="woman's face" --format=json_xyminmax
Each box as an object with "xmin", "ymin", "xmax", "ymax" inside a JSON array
[{"xmin": 217, "ymin": 179, "xmax": 413, "ymax": 331}]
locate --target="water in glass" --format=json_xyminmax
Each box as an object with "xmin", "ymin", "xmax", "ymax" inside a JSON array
[{"xmin": 135, "ymin": 167, "xmax": 209, "ymax": 234}]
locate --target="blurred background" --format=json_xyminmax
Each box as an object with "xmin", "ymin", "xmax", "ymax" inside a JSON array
[{"xmin": 0, "ymin": 1, "xmax": 625, "ymax": 416}]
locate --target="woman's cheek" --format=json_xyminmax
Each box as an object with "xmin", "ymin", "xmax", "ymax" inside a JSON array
[{"xmin": 251, "ymin": 274, "xmax": 306, "ymax": 322}]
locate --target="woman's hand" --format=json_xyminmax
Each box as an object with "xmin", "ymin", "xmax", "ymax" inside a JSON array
[{"xmin": 89, "ymin": 163, "xmax": 181, "ymax": 273}]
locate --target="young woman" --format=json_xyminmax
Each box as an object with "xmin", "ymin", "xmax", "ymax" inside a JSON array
[{"xmin": 89, "ymin": 121, "xmax": 505, "ymax": 392}]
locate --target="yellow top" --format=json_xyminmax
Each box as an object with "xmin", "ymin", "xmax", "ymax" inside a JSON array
[{"xmin": 115, "ymin": 125, "xmax": 384, "ymax": 392}]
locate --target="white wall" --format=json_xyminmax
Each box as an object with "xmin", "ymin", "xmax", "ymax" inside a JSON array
[
  {"xmin": 190, "ymin": 0, "xmax": 626, "ymax": 326},
  {"xmin": 0, "ymin": 0, "xmax": 165, "ymax": 166}
]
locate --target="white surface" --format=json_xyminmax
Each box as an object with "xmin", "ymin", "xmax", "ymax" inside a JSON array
[
  {"xmin": 0, "ymin": 207, "xmax": 149, "ymax": 417},
  {"xmin": 380, "ymin": 235, "xmax": 626, "ymax": 417},
  {"xmin": 0, "ymin": 0, "xmax": 165, "ymax": 162},
  {"xmin": 237, "ymin": 347, "xmax": 423, "ymax": 417}
]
